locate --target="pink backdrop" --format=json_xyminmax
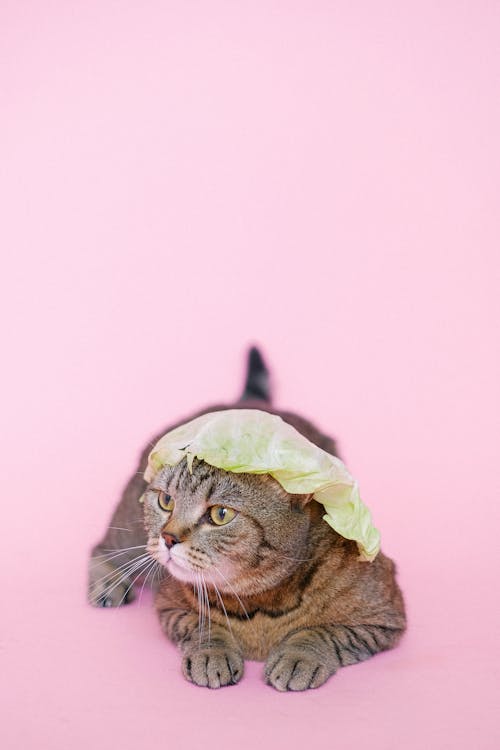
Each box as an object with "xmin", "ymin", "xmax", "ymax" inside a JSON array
[{"xmin": 2, "ymin": 2, "xmax": 499, "ymax": 748}]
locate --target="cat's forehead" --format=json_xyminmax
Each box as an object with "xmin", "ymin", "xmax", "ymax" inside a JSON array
[
  {"xmin": 154, "ymin": 458, "xmax": 278, "ymax": 505},
  {"xmin": 156, "ymin": 459, "xmax": 236, "ymax": 497}
]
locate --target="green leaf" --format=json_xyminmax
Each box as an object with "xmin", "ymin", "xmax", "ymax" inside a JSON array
[{"xmin": 145, "ymin": 409, "xmax": 380, "ymax": 561}]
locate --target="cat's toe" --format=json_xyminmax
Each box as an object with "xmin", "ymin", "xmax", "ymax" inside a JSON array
[
  {"xmin": 182, "ymin": 649, "xmax": 244, "ymax": 688},
  {"xmin": 265, "ymin": 653, "xmax": 332, "ymax": 692}
]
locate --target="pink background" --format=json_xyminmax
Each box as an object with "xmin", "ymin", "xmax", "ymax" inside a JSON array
[{"xmin": 1, "ymin": 1, "xmax": 499, "ymax": 748}]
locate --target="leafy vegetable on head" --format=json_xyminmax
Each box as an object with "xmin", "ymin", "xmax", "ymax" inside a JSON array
[{"xmin": 145, "ymin": 409, "xmax": 381, "ymax": 562}]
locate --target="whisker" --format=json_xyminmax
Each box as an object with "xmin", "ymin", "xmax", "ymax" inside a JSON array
[
  {"xmin": 151, "ymin": 562, "xmax": 169, "ymax": 594},
  {"xmin": 116, "ymin": 557, "xmax": 155, "ymax": 606},
  {"xmin": 198, "ymin": 573, "xmax": 204, "ymax": 640},
  {"xmin": 105, "ymin": 554, "xmax": 153, "ymax": 598},
  {"xmin": 90, "ymin": 546, "xmax": 148, "ymax": 568},
  {"xmin": 98, "ymin": 544, "xmax": 146, "ymax": 557},
  {"xmin": 89, "ymin": 553, "xmax": 151, "ymax": 594},
  {"xmin": 89, "ymin": 553, "xmax": 151, "ymax": 588},
  {"xmin": 211, "ymin": 565, "xmax": 250, "ymax": 622},
  {"xmin": 90, "ymin": 552, "xmax": 151, "ymax": 586},
  {"xmin": 199, "ymin": 573, "xmax": 206, "ymax": 640},
  {"xmin": 139, "ymin": 559, "xmax": 160, "ymax": 603},
  {"xmin": 212, "ymin": 582, "xmax": 234, "ymax": 641},
  {"xmin": 201, "ymin": 572, "xmax": 211, "ymax": 645},
  {"xmin": 89, "ymin": 561, "xmax": 142, "ymax": 605},
  {"xmin": 155, "ymin": 562, "xmax": 167, "ymax": 585},
  {"xmin": 196, "ymin": 573, "xmax": 203, "ymax": 644}
]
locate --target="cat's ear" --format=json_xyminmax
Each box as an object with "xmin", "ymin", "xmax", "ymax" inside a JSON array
[{"xmin": 290, "ymin": 492, "xmax": 314, "ymax": 510}]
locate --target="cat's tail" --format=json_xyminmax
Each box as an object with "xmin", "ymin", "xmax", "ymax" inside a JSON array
[{"xmin": 240, "ymin": 346, "xmax": 272, "ymax": 403}]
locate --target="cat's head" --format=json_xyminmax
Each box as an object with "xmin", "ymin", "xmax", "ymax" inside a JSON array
[{"xmin": 143, "ymin": 458, "xmax": 314, "ymax": 596}]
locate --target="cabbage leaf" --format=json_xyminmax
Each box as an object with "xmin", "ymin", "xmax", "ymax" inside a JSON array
[{"xmin": 145, "ymin": 409, "xmax": 380, "ymax": 561}]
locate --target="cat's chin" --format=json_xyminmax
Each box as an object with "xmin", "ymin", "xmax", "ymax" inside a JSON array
[{"xmin": 165, "ymin": 558, "xmax": 200, "ymax": 583}]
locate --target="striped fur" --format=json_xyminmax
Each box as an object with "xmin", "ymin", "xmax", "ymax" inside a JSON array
[
  {"xmin": 149, "ymin": 460, "xmax": 405, "ymax": 689},
  {"xmin": 88, "ymin": 350, "xmax": 406, "ymax": 690}
]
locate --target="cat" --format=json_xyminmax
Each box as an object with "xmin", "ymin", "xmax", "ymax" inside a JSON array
[{"xmin": 88, "ymin": 347, "xmax": 406, "ymax": 691}]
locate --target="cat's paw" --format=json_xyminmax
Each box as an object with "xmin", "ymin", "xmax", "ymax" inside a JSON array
[
  {"xmin": 265, "ymin": 649, "xmax": 333, "ymax": 692},
  {"xmin": 182, "ymin": 647, "xmax": 244, "ymax": 688},
  {"xmin": 87, "ymin": 558, "xmax": 136, "ymax": 608}
]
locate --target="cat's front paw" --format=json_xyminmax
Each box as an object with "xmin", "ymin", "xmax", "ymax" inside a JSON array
[
  {"xmin": 265, "ymin": 648, "xmax": 333, "ymax": 692},
  {"xmin": 182, "ymin": 646, "xmax": 244, "ymax": 689},
  {"xmin": 88, "ymin": 557, "xmax": 136, "ymax": 608}
]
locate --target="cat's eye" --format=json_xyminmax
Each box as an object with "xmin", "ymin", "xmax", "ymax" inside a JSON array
[
  {"xmin": 209, "ymin": 506, "xmax": 237, "ymax": 526},
  {"xmin": 157, "ymin": 492, "xmax": 174, "ymax": 512}
]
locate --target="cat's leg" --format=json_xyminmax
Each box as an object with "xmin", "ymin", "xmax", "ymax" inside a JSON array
[
  {"xmin": 157, "ymin": 606, "xmax": 244, "ymax": 688},
  {"xmin": 88, "ymin": 472, "xmax": 149, "ymax": 607},
  {"xmin": 87, "ymin": 543, "xmax": 151, "ymax": 607},
  {"xmin": 265, "ymin": 623, "xmax": 404, "ymax": 691}
]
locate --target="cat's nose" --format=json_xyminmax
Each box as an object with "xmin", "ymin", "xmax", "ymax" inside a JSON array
[{"xmin": 162, "ymin": 532, "xmax": 180, "ymax": 549}]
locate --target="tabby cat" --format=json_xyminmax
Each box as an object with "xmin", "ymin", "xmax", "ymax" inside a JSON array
[{"xmin": 88, "ymin": 348, "xmax": 406, "ymax": 691}]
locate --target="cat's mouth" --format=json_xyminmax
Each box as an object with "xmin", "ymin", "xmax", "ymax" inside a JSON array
[
  {"xmin": 168, "ymin": 556, "xmax": 191, "ymax": 571},
  {"xmin": 166, "ymin": 554, "xmax": 205, "ymax": 583},
  {"xmin": 149, "ymin": 536, "xmax": 218, "ymax": 584}
]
